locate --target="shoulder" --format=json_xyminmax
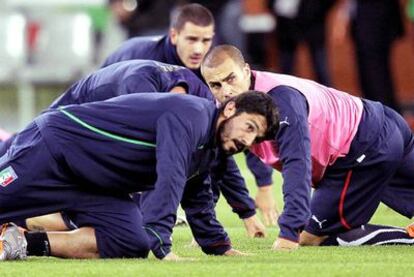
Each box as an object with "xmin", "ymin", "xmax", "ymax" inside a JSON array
[
  {"xmin": 172, "ymin": 94, "xmax": 214, "ymax": 114},
  {"xmin": 166, "ymin": 95, "xmax": 215, "ymax": 124},
  {"xmin": 266, "ymin": 86, "xmax": 309, "ymax": 122},
  {"xmin": 267, "ymin": 86, "xmax": 307, "ymax": 106},
  {"xmin": 118, "ymin": 36, "xmax": 164, "ymax": 56}
]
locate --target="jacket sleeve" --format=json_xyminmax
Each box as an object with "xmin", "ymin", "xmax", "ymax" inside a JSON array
[
  {"xmin": 268, "ymin": 86, "xmax": 312, "ymax": 242},
  {"xmin": 195, "ymin": 82, "xmax": 215, "ymax": 102},
  {"xmin": 140, "ymin": 111, "xmax": 200, "ymax": 259},
  {"xmin": 210, "ymin": 155, "xmax": 256, "ymax": 219},
  {"xmin": 181, "ymin": 173, "xmax": 231, "ymax": 255}
]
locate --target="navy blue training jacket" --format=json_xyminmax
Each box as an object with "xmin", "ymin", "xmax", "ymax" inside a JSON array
[
  {"xmin": 101, "ymin": 35, "xmax": 204, "ymax": 79},
  {"xmin": 36, "ymin": 93, "xmax": 231, "ymax": 258},
  {"xmin": 100, "ymin": 37, "xmax": 256, "ymax": 219},
  {"xmin": 50, "ymin": 59, "xmax": 213, "ymax": 108}
]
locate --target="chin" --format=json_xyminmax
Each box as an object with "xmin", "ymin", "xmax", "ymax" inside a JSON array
[
  {"xmin": 188, "ymin": 65, "xmax": 200, "ymax": 70},
  {"xmin": 185, "ymin": 61, "xmax": 201, "ymax": 69}
]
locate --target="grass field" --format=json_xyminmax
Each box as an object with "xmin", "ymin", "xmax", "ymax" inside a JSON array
[
  {"xmin": 0, "ymin": 154, "xmax": 413, "ymax": 276},
  {"xmin": 0, "ymin": 89, "xmax": 413, "ymax": 276}
]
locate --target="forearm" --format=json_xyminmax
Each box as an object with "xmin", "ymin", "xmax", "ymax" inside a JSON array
[{"xmin": 182, "ymin": 175, "xmax": 232, "ymax": 255}]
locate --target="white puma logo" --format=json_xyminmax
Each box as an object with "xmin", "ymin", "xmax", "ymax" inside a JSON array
[
  {"xmin": 312, "ymin": 215, "xmax": 327, "ymax": 229},
  {"xmin": 280, "ymin": 116, "xmax": 290, "ymax": 126}
]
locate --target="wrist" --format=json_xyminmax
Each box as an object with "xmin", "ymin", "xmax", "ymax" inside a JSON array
[
  {"xmin": 258, "ymin": 185, "xmax": 272, "ymax": 192},
  {"xmin": 243, "ymin": 215, "xmax": 257, "ymax": 224}
]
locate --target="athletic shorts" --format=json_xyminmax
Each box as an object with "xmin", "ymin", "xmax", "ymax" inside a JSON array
[{"xmin": 306, "ymin": 105, "xmax": 414, "ymax": 236}]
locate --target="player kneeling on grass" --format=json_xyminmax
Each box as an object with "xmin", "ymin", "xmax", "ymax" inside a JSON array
[
  {"xmin": 201, "ymin": 45, "xmax": 414, "ymax": 250},
  {"xmin": 0, "ymin": 59, "xmax": 266, "ymax": 240},
  {"xmin": 103, "ymin": 2, "xmax": 279, "ymax": 228},
  {"xmin": 0, "ymin": 91, "xmax": 279, "ymax": 261}
]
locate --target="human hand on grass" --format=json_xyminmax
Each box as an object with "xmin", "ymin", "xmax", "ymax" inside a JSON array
[
  {"xmin": 243, "ymin": 215, "xmax": 266, "ymax": 238},
  {"xmin": 255, "ymin": 186, "xmax": 279, "ymax": 226},
  {"xmin": 223, "ymin": 248, "xmax": 249, "ymax": 256},
  {"xmin": 186, "ymin": 238, "xmax": 200, "ymax": 248},
  {"xmin": 271, "ymin": 237, "xmax": 298, "ymax": 251},
  {"xmin": 162, "ymin": 252, "xmax": 181, "ymax": 261},
  {"xmin": 162, "ymin": 252, "xmax": 196, "ymax": 261}
]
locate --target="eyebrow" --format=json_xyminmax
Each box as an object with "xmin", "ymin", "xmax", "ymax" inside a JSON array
[
  {"xmin": 208, "ymin": 81, "xmax": 221, "ymax": 87},
  {"xmin": 185, "ymin": 36, "xmax": 199, "ymax": 40},
  {"xmin": 251, "ymin": 119, "xmax": 267, "ymax": 136},
  {"xmin": 222, "ymin": 73, "xmax": 234, "ymax": 82},
  {"xmin": 185, "ymin": 35, "xmax": 213, "ymax": 40},
  {"xmin": 209, "ymin": 72, "xmax": 234, "ymax": 86},
  {"xmin": 247, "ymin": 120, "xmax": 260, "ymax": 131}
]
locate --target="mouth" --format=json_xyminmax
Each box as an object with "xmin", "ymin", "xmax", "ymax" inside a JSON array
[
  {"xmin": 233, "ymin": 139, "xmax": 246, "ymax": 153},
  {"xmin": 189, "ymin": 56, "xmax": 202, "ymax": 64},
  {"xmin": 224, "ymin": 139, "xmax": 246, "ymax": 155}
]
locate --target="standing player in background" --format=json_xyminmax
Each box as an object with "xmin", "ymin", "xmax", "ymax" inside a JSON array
[
  {"xmin": 102, "ymin": 3, "xmax": 279, "ymax": 226},
  {"xmin": 2, "ymin": 60, "xmax": 266, "ymax": 239},
  {"xmin": 269, "ymin": 0, "xmax": 336, "ymax": 86},
  {"xmin": 201, "ymin": 45, "xmax": 414, "ymax": 250},
  {"xmin": 0, "ymin": 92, "xmax": 279, "ymax": 261},
  {"xmin": 332, "ymin": 0, "xmax": 404, "ymax": 112}
]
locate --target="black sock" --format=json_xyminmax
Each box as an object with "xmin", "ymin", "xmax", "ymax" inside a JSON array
[
  {"xmin": 323, "ymin": 224, "xmax": 414, "ymax": 246},
  {"xmin": 320, "ymin": 235, "xmax": 339, "ymax": 246},
  {"xmin": 24, "ymin": 231, "xmax": 51, "ymax": 256}
]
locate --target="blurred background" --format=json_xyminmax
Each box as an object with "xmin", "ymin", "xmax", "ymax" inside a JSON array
[{"xmin": 0, "ymin": 0, "xmax": 413, "ymax": 132}]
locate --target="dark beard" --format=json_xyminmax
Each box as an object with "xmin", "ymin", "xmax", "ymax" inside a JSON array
[
  {"xmin": 216, "ymin": 115, "xmax": 246, "ymax": 156},
  {"xmin": 216, "ymin": 117, "xmax": 231, "ymax": 155}
]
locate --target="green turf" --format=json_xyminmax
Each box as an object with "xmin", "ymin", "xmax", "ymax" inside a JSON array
[{"xmin": 0, "ymin": 139, "xmax": 413, "ymax": 276}]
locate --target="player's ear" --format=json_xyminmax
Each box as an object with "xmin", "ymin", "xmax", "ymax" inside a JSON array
[
  {"xmin": 243, "ymin": 63, "xmax": 251, "ymax": 78},
  {"xmin": 170, "ymin": 28, "xmax": 178, "ymax": 45},
  {"xmin": 223, "ymin": 101, "xmax": 236, "ymax": 118}
]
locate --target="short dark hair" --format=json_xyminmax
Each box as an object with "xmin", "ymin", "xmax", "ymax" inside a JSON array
[
  {"xmin": 220, "ymin": 91, "xmax": 279, "ymax": 141},
  {"xmin": 170, "ymin": 3, "xmax": 214, "ymax": 31},
  {"xmin": 202, "ymin": 45, "xmax": 245, "ymax": 69}
]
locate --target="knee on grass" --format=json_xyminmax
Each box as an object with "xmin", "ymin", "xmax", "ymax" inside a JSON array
[{"xmin": 96, "ymin": 229, "xmax": 150, "ymax": 258}]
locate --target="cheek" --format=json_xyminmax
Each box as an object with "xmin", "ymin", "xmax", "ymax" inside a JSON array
[
  {"xmin": 202, "ymin": 42, "xmax": 212, "ymax": 52},
  {"xmin": 221, "ymin": 121, "xmax": 233, "ymax": 139},
  {"xmin": 183, "ymin": 45, "xmax": 192, "ymax": 56},
  {"xmin": 237, "ymin": 81, "xmax": 247, "ymax": 91},
  {"xmin": 177, "ymin": 41, "xmax": 190, "ymax": 56},
  {"xmin": 213, "ymin": 92, "xmax": 224, "ymax": 102},
  {"xmin": 231, "ymin": 124, "xmax": 245, "ymax": 137}
]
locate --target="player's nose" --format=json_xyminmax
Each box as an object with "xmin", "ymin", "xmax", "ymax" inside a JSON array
[
  {"xmin": 243, "ymin": 132, "xmax": 256, "ymax": 147},
  {"xmin": 222, "ymin": 84, "xmax": 233, "ymax": 99},
  {"xmin": 193, "ymin": 41, "xmax": 204, "ymax": 54}
]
